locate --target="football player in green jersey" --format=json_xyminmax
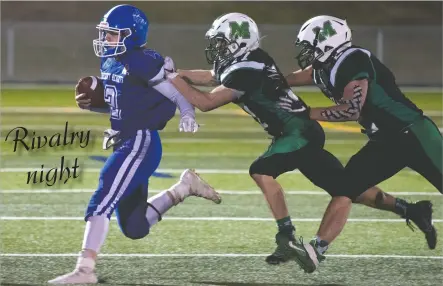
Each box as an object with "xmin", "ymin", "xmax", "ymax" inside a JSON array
[
  {"xmin": 165, "ymin": 12, "xmax": 436, "ymax": 274},
  {"xmin": 287, "ymin": 14, "xmax": 441, "ymax": 261},
  {"xmin": 165, "ymin": 12, "xmax": 355, "ymax": 273}
]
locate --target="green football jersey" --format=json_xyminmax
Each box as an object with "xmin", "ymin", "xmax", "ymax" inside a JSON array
[
  {"xmin": 213, "ymin": 48, "xmax": 315, "ymax": 140},
  {"xmin": 313, "ymin": 46, "xmax": 423, "ymax": 137}
]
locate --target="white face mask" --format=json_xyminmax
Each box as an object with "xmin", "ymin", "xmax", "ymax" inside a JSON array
[{"xmin": 93, "ymin": 22, "xmax": 132, "ymax": 58}]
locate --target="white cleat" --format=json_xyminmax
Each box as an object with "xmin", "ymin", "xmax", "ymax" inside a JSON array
[
  {"xmin": 48, "ymin": 268, "xmax": 98, "ymax": 284},
  {"xmin": 176, "ymin": 169, "xmax": 222, "ymax": 204}
]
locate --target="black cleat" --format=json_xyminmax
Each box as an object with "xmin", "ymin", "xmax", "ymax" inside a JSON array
[
  {"xmin": 404, "ymin": 200, "xmax": 437, "ymax": 249},
  {"xmin": 265, "ymin": 227, "xmax": 295, "ymax": 265},
  {"xmin": 265, "ymin": 253, "xmax": 289, "ymax": 265}
]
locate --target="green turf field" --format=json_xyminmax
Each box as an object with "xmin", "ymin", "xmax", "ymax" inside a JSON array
[{"xmin": 1, "ymin": 89, "xmax": 442, "ymax": 285}]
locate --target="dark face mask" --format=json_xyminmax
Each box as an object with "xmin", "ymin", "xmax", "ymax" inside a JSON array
[{"xmin": 205, "ymin": 34, "xmax": 241, "ymax": 65}]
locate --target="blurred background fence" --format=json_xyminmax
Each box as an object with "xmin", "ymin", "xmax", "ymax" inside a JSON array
[{"xmin": 1, "ymin": 1, "xmax": 442, "ymax": 86}]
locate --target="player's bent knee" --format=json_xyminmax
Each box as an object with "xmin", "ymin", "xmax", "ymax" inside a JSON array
[
  {"xmin": 118, "ymin": 205, "xmax": 151, "ymax": 240},
  {"xmin": 122, "ymin": 225, "xmax": 150, "ymax": 240},
  {"xmin": 120, "ymin": 218, "xmax": 151, "ymax": 240},
  {"xmin": 249, "ymin": 161, "xmax": 279, "ymax": 179}
]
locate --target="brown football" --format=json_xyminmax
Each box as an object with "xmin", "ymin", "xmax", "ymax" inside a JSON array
[{"xmin": 76, "ymin": 76, "xmax": 107, "ymax": 108}]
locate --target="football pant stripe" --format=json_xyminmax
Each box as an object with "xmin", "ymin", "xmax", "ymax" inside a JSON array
[{"xmin": 93, "ymin": 130, "xmax": 150, "ymax": 216}]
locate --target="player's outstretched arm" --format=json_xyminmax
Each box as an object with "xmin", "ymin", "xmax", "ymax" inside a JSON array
[
  {"xmin": 151, "ymin": 80, "xmax": 199, "ymax": 133},
  {"xmin": 309, "ymin": 79, "xmax": 368, "ymax": 122},
  {"xmin": 285, "ymin": 66, "xmax": 314, "ymax": 86},
  {"xmin": 177, "ymin": 69, "xmax": 219, "ymax": 87},
  {"xmin": 167, "ymin": 73, "xmax": 240, "ymax": 112}
]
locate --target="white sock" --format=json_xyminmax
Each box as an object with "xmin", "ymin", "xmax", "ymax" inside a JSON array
[
  {"xmin": 146, "ymin": 190, "xmax": 175, "ymax": 226},
  {"xmin": 76, "ymin": 255, "xmax": 96, "ymax": 272},
  {"xmin": 314, "ymin": 235, "xmax": 329, "ymax": 254},
  {"xmin": 81, "ymin": 215, "xmax": 110, "ymax": 256}
]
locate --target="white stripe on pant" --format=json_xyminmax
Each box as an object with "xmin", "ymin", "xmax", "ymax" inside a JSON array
[{"xmin": 93, "ymin": 130, "xmax": 151, "ymax": 216}]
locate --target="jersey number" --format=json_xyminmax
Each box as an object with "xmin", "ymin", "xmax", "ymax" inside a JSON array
[
  {"xmin": 230, "ymin": 51, "xmax": 251, "ymax": 65},
  {"xmin": 104, "ymin": 84, "xmax": 121, "ymax": 120}
]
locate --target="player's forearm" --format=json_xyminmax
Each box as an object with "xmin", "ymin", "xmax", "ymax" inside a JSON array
[
  {"xmin": 311, "ymin": 79, "xmax": 368, "ymax": 122},
  {"xmin": 309, "ymin": 104, "xmax": 359, "ymax": 122},
  {"xmin": 168, "ymin": 75, "xmax": 214, "ymax": 111},
  {"xmin": 177, "ymin": 69, "xmax": 219, "ymax": 87},
  {"xmin": 285, "ymin": 66, "xmax": 313, "ymax": 86}
]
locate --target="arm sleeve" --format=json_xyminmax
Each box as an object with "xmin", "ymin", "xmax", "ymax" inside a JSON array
[
  {"xmin": 152, "ymin": 80, "xmax": 195, "ymax": 118},
  {"xmin": 136, "ymin": 49, "xmax": 195, "ymax": 118}
]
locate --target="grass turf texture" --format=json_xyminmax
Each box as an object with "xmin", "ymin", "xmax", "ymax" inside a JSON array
[{"xmin": 0, "ymin": 88, "xmax": 442, "ymax": 285}]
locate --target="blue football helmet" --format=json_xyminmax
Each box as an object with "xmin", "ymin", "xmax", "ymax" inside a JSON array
[{"xmin": 93, "ymin": 4, "xmax": 149, "ymax": 57}]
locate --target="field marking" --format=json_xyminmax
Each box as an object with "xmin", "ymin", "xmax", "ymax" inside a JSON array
[
  {"xmin": 0, "ymin": 151, "xmax": 349, "ymax": 158},
  {"xmin": 0, "ymin": 167, "xmax": 422, "ymax": 176},
  {"xmin": 0, "ymin": 107, "xmax": 248, "ymax": 115},
  {"xmin": 2, "ymin": 124, "xmax": 440, "ymax": 134},
  {"xmin": 1, "ymin": 138, "xmax": 365, "ymax": 145},
  {"xmin": 0, "ymin": 189, "xmax": 440, "ymax": 196},
  {"xmin": 1, "ymin": 216, "xmax": 442, "ymax": 222},
  {"xmin": 0, "ymin": 253, "xmax": 441, "ymax": 259},
  {"xmin": 0, "ymin": 168, "xmax": 255, "ymax": 174},
  {"xmin": 1, "ymin": 106, "xmax": 441, "ymax": 116},
  {"xmin": 0, "ymin": 125, "xmax": 263, "ymax": 134}
]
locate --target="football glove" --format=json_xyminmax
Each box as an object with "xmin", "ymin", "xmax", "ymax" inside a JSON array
[
  {"xmin": 163, "ymin": 56, "xmax": 176, "ymax": 76},
  {"xmin": 179, "ymin": 115, "xmax": 199, "ymax": 133}
]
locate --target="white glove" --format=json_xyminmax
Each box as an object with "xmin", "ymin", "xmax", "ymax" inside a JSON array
[
  {"xmin": 179, "ymin": 115, "xmax": 199, "ymax": 133},
  {"xmin": 163, "ymin": 56, "xmax": 176, "ymax": 76}
]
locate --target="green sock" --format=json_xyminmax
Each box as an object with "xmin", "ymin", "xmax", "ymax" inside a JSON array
[
  {"xmin": 277, "ymin": 216, "xmax": 294, "ymax": 234},
  {"xmin": 395, "ymin": 198, "xmax": 409, "ymax": 216}
]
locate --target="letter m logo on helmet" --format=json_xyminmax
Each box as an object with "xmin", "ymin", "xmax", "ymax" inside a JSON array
[
  {"xmin": 312, "ymin": 21, "xmax": 337, "ymax": 43},
  {"xmin": 229, "ymin": 21, "xmax": 250, "ymax": 40}
]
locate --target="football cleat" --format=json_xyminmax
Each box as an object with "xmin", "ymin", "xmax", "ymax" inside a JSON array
[
  {"xmin": 265, "ymin": 231, "xmax": 320, "ymax": 273},
  {"xmin": 308, "ymin": 238, "xmax": 327, "ymax": 263},
  {"xmin": 404, "ymin": 200, "xmax": 437, "ymax": 249},
  {"xmin": 266, "ymin": 233, "xmax": 293, "ymax": 265},
  {"xmin": 170, "ymin": 169, "xmax": 222, "ymax": 204},
  {"xmin": 48, "ymin": 267, "xmax": 98, "ymax": 284},
  {"xmin": 290, "ymin": 236, "xmax": 321, "ymax": 274}
]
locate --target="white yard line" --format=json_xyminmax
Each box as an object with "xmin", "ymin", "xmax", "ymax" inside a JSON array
[
  {"xmin": 0, "ymin": 167, "xmax": 422, "ymax": 175},
  {"xmin": 0, "ymin": 138, "xmax": 364, "ymax": 144},
  {"xmin": 0, "ymin": 125, "xmax": 263, "ymax": 133},
  {"xmin": 0, "ymin": 152, "xmax": 265, "ymax": 157},
  {"xmin": 1, "ymin": 105, "xmax": 441, "ymax": 116},
  {"xmin": 1, "ymin": 216, "xmax": 442, "ymax": 222},
  {"xmin": 0, "ymin": 189, "xmax": 440, "ymax": 196},
  {"xmin": 0, "ymin": 253, "xmax": 441, "ymax": 259},
  {"xmin": 0, "ymin": 107, "xmax": 246, "ymax": 115},
  {"xmin": 2, "ymin": 124, "xmax": 441, "ymax": 133},
  {"xmin": 0, "ymin": 168, "xmax": 273, "ymax": 174}
]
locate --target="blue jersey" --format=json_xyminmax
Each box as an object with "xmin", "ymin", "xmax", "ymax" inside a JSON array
[{"xmin": 100, "ymin": 48, "xmax": 176, "ymax": 136}]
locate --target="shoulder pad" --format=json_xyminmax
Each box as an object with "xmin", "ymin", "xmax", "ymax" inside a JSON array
[
  {"xmin": 330, "ymin": 48, "xmax": 371, "ymax": 87},
  {"xmin": 220, "ymin": 61, "xmax": 265, "ymax": 82}
]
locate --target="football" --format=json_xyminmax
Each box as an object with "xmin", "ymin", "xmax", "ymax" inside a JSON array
[{"xmin": 76, "ymin": 76, "xmax": 106, "ymax": 108}]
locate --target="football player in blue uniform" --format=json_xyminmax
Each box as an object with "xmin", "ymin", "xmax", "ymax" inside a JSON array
[{"xmin": 48, "ymin": 5, "xmax": 221, "ymax": 284}]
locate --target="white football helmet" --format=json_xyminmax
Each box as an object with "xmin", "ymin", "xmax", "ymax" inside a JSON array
[
  {"xmin": 295, "ymin": 15, "xmax": 352, "ymax": 69},
  {"xmin": 205, "ymin": 13, "xmax": 261, "ymax": 64}
]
